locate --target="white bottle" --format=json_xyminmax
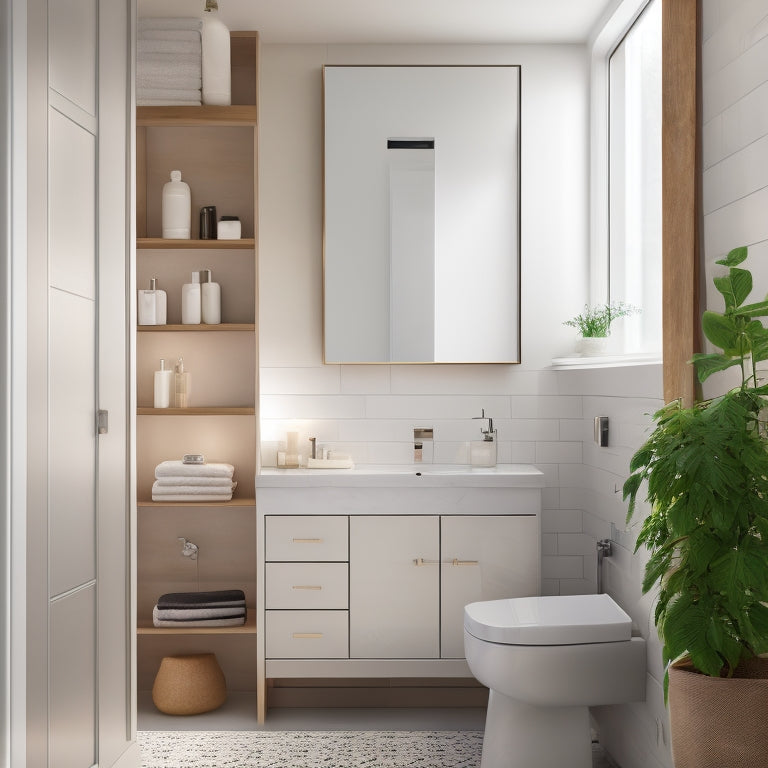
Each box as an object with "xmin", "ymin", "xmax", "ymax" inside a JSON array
[
  {"xmin": 162, "ymin": 170, "xmax": 191, "ymax": 239},
  {"xmin": 174, "ymin": 357, "xmax": 191, "ymax": 408},
  {"xmin": 153, "ymin": 359, "xmax": 173, "ymax": 409},
  {"xmin": 201, "ymin": 0, "xmax": 231, "ymax": 106},
  {"xmin": 181, "ymin": 271, "xmax": 202, "ymax": 324},
  {"xmin": 137, "ymin": 279, "xmax": 157, "ymax": 325},
  {"xmin": 153, "ymin": 277, "xmax": 167, "ymax": 324},
  {"xmin": 201, "ymin": 268, "xmax": 221, "ymax": 324}
]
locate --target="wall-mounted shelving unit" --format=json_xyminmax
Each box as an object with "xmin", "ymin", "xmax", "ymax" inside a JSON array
[{"xmin": 135, "ymin": 31, "xmax": 260, "ymax": 708}]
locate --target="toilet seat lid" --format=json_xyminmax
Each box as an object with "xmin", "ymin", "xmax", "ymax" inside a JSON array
[{"xmin": 464, "ymin": 594, "xmax": 632, "ymax": 645}]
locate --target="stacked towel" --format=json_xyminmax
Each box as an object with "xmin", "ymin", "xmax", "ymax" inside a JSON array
[
  {"xmin": 153, "ymin": 589, "xmax": 247, "ymax": 628},
  {"xmin": 152, "ymin": 460, "xmax": 236, "ymax": 502},
  {"xmin": 137, "ymin": 18, "xmax": 202, "ymax": 106}
]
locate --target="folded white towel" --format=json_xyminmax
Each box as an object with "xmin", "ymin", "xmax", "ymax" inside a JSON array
[
  {"xmin": 152, "ymin": 481, "xmax": 236, "ymax": 496},
  {"xmin": 151, "ymin": 495, "xmax": 233, "ymax": 503},
  {"xmin": 154, "ymin": 475, "xmax": 236, "ymax": 487},
  {"xmin": 154, "ymin": 605, "xmax": 245, "ymax": 620},
  {"xmin": 137, "ymin": 87, "xmax": 202, "ymax": 102},
  {"xmin": 155, "ymin": 460, "xmax": 235, "ymax": 478},
  {"xmin": 137, "ymin": 99, "xmax": 203, "ymax": 107},
  {"xmin": 138, "ymin": 41, "xmax": 201, "ymax": 57},
  {"xmin": 138, "ymin": 60, "xmax": 201, "ymax": 81},
  {"xmin": 138, "ymin": 29, "xmax": 201, "ymax": 43},
  {"xmin": 138, "ymin": 17, "xmax": 202, "ymax": 32}
]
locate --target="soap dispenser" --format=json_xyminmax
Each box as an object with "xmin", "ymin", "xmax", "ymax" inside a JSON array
[
  {"xmin": 161, "ymin": 170, "xmax": 191, "ymax": 239},
  {"xmin": 181, "ymin": 271, "xmax": 202, "ymax": 324},
  {"xmin": 470, "ymin": 409, "xmax": 497, "ymax": 467},
  {"xmin": 174, "ymin": 357, "xmax": 191, "ymax": 408},
  {"xmin": 138, "ymin": 277, "xmax": 167, "ymax": 326}
]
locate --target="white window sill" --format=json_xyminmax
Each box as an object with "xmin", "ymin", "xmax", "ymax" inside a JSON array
[{"xmin": 550, "ymin": 352, "xmax": 662, "ymax": 370}]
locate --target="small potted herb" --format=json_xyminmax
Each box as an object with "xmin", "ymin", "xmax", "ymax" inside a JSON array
[{"xmin": 564, "ymin": 301, "xmax": 638, "ymax": 355}]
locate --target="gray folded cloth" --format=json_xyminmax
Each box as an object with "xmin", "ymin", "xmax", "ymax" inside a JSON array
[
  {"xmin": 154, "ymin": 605, "xmax": 246, "ymax": 621},
  {"xmin": 158, "ymin": 589, "xmax": 246, "ymax": 608},
  {"xmin": 152, "ymin": 608, "xmax": 246, "ymax": 628}
]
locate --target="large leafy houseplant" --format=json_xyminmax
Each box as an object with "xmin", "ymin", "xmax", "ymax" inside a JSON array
[{"xmin": 624, "ymin": 245, "xmax": 768, "ymax": 694}]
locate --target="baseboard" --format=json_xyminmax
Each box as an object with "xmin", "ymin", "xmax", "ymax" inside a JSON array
[
  {"xmin": 267, "ymin": 677, "xmax": 489, "ymax": 708},
  {"xmin": 108, "ymin": 740, "xmax": 142, "ymax": 768}
]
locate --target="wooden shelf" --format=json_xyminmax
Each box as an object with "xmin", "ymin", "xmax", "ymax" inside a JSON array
[
  {"xmin": 137, "ymin": 498, "xmax": 256, "ymax": 507},
  {"xmin": 137, "ymin": 323, "xmax": 255, "ymax": 332},
  {"xmin": 137, "ymin": 612, "xmax": 257, "ymax": 636},
  {"xmin": 137, "ymin": 407, "xmax": 255, "ymax": 416},
  {"xmin": 137, "ymin": 237, "xmax": 255, "ymax": 250},
  {"xmin": 137, "ymin": 105, "xmax": 258, "ymax": 127}
]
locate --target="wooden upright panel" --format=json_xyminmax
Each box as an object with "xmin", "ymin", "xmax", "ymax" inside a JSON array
[{"xmin": 662, "ymin": 0, "xmax": 700, "ymax": 405}]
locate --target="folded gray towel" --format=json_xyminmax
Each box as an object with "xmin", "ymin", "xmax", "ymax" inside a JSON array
[
  {"xmin": 152, "ymin": 612, "xmax": 246, "ymax": 629},
  {"xmin": 154, "ymin": 605, "xmax": 246, "ymax": 621},
  {"xmin": 158, "ymin": 589, "xmax": 246, "ymax": 607}
]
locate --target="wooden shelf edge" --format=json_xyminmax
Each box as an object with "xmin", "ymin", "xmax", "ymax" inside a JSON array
[
  {"xmin": 137, "ymin": 237, "xmax": 255, "ymax": 250},
  {"xmin": 137, "ymin": 407, "xmax": 255, "ymax": 416},
  {"xmin": 136, "ymin": 105, "xmax": 257, "ymax": 127},
  {"xmin": 137, "ymin": 323, "xmax": 255, "ymax": 332},
  {"xmin": 137, "ymin": 613, "xmax": 257, "ymax": 635},
  {"xmin": 137, "ymin": 498, "xmax": 256, "ymax": 507}
]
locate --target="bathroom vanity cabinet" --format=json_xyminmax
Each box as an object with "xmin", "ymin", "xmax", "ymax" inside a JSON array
[
  {"xmin": 134, "ymin": 32, "xmax": 260, "ymax": 702},
  {"xmin": 256, "ymin": 467, "xmax": 544, "ymax": 721}
]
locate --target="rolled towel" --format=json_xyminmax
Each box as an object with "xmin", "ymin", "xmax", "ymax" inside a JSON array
[
  {"xmin": 152, "ymin": 606, "xmax": 246, "ymax": 628},
  {"xmin": 158, "ymin": 589, "xmax": 246, "ymax": 608},
  {"xmin": 138, "ymin": 17, "xmax": 202, "ymax": 32},
  {"xmin": 154, "ymin": 475, "xmax": 237, "ymax": 487},
  {"xmin": 155, "ymin": 460, "xmax": 234, "ymax": 479}
]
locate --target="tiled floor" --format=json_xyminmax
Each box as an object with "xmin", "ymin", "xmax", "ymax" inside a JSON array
[{"xmin": 138, "ymin": 691, "xmax": 619, "ymax": 765}]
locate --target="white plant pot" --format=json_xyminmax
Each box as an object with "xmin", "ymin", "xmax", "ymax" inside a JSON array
[{"xmin": 577, "ymin": 337, "xmax": 608, "ymax": 357}]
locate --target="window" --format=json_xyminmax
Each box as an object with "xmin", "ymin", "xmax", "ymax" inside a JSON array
[{"xmin": 608, "ymin": 0, "xmax": 662, "ymax": 355}]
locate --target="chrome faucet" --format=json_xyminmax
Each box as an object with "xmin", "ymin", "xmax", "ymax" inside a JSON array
[{"xmin": 473, "ymin": 409, "xmax": 496, "ymax": 442}]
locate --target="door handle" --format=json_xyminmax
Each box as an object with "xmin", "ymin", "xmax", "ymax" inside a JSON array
[
  {"xmin": 448, "ymin": 558, "xmax": 479, "ymax": 566},
  {"xmin": 292, "ymin": 585, "xmax": 322, "ymax": 590},
  {"xmin": 292, "ymin": 632, "xmax": 323, "ymax": 639},
  {"xmin": 413, "ymin": 557, "xmax": 440, "ymax": 566}
]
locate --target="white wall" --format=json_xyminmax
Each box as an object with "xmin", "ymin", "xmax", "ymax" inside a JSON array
[
  {"xmin": 259, "ymin": 43, "xmax": 594, "ymax": 592},
  {"xmin": 702, "ymin": 0, "xmax": 768, "ymax": 356}
]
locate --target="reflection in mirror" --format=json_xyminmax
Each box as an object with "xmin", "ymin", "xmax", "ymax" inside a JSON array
[{"xmin": 323, "ymin": 65, "xmax": 521, "ymax": 364}]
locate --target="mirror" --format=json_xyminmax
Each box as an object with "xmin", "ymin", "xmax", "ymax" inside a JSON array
[{"xmin": 323, "ymin": 65, "xmax": 521, "ymax": 364}]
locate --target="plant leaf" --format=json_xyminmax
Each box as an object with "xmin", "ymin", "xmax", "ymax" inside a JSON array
[
  {"xmin": 701, "ymin": 311, "xmax": 740, "ymax": 351},
  {"xmin": 716, "ymin": 246, "xmax": 748, "ymax": 267},
  {"xmin": 691, "ymin": 352, "xmax": 740, "ymax": 382}
]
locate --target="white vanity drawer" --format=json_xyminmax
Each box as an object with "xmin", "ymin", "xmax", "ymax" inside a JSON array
[
  {"xmin": 266, "ymin": 515, "xmax": 348, "ymax": 561},
  {"xmin": 266, "ymin": 563, "xmax": 348, "ymax": 609},
  {"xmin": 265, "ymin": 610, "xmax": 349, "ymax": 658}
]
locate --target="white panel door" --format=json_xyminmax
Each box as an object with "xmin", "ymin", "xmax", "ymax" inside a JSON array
[
  {"xmin": 350, "ymin": 515, "xmax": 439, "ymax": 658},
  {"xmin": 441, "ymin": 515, "xmax": 540, "ymax": 658}
]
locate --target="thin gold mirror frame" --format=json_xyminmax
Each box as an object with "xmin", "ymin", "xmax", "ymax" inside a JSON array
[{"xmin": 322, "ymin": 64, "xmax": 522, "ymax": 365}]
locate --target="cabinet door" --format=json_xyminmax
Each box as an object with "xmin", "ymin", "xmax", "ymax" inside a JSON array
[
  {"xmin": 350, "ymin": 516, "xmax": 439, "ymax": 658},
  {"xmin": 441, "ymin": 515, "xmax": 540, "ymax": 658}
]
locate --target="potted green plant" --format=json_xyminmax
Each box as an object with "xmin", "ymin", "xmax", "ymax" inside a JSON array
[
  {"xmin": 623, "ymin": 246, "xmax": 768, "ymax": 767},
  {"xmin": 563, "ymin": 301, "xmax": 638, "ymax": 356}
]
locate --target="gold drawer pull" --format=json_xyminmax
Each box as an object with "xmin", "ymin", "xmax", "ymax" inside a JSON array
[
  {"xmin": 292, "ymin": 538, "xmax": 323, "ymax": 543},
  {"xmin": 292, "ymin": 585, "xmax": 322, "ymax": 590},
  {"xmin": 413, "ymin": 557, "xmax": 440, "ymax": 566},
  {"xmin": 450, "ymin": 558, "xmax": 479, "ymax": 566},
  {"xmin": 292, "ymin": 632, "xmax": 323, "ymax": 639}
]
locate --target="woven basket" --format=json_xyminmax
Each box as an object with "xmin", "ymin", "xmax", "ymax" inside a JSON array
[
  {"xmin": 152, "ymin": 653, "xmax": 227, "ymax": 715},
  {"xmin": 668, "ymin": 658, "xmax": 768, "ymax": 767}
]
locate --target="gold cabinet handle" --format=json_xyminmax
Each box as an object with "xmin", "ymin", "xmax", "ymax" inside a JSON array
[
  {"xmin": 413, "ymin": 557, "xmax": 440, "ymax": 566},
  {"xmin": 449, "ymin": 558, "xmax": 479, "ymax": 566},
  {"xmin": 292, "ymin": 538, "xmax": 323, "ymax": 543},
  {"xmin": 292, "ymin": 585, "xmax": 322, "ymax": 590},
  {"xmin": 292, "ymin": 632, "xmax": 323, "ymax": 639}
]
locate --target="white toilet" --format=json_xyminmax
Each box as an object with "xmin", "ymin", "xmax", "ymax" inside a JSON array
[{"xmin": 464, "ymin": 593, "xmax": 646, "ymax": 768}]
